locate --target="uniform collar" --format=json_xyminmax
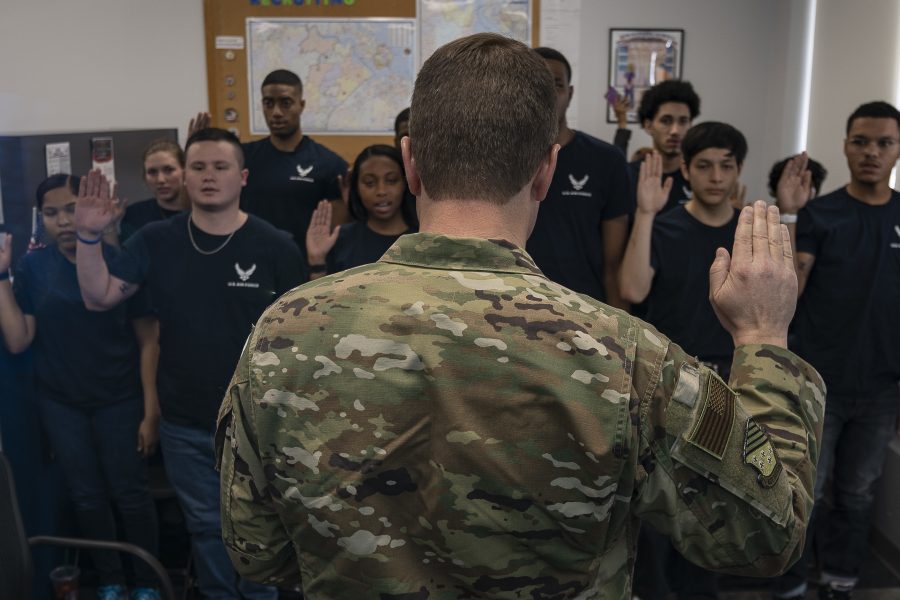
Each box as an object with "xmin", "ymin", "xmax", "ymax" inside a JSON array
[{"xmin": 380, "ymin": 233, "xmax": 544, "ymax": 276}]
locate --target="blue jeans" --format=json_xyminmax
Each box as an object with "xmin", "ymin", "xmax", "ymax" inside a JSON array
[
  {"xmin": 38, "ymin": 396, "xmax": 159, "ymax": 587},
  {"xmin": 775, "ymin": 385, "xmax": 900, "ymax": 592},
  {"xmin": 159, "ymin": 420, "xmax": 277, "ymax": 600}
]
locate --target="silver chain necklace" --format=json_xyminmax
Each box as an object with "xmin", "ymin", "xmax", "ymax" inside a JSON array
[{"xmin": 187, "ymin": 214, "xmax": 237, "ymax": 255}]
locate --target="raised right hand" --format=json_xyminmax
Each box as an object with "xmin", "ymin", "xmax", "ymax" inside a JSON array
[
  {"xmin": 305, "ymin": 200, "xmax": 340, "ymax": 263},
  {"xmin": 636, "ymin": 151, "xmax": 673, "ymax": 215},
  {"xmin": 75, "ymin": 170, "xmax": 119, "ymax": 238},
  {"xmin": 188, "ymin": 112, "xmax": 212, "ymax": 138},
  {"xmin": 0, "ymin": 233, "xmax": 12, "ymax": 272},
  {"xmin": 775, "ymin": 151, "xmax": 812, "ymax": 215},
  {"xmin": 709, "ymin": 201, "xmax": 797, "ymax": 348}
]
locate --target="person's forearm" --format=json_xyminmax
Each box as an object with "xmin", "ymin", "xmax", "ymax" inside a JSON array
[
  {"xmin": 136, "ymin": 324, "xmax": 161, "ymax": 421},
  {"xmin": 75, "ymin": 239, "xmax": 117, "ymax": 308},
  {"xmin": 603, "ymin": 268, "xmax": 629, "ymax": 310},
  {"xmin": 0, "ymin": 280, "xmax": 31, "ymax": 353},
  {"xmin": 618, "ymin": 212, "xmax": 655, "ymax": 304}
]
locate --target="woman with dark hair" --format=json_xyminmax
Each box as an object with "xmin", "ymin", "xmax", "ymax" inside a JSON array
[
  {"xmin": 0, "ymin": 175, "xmax": 161, "ymax": 600},
  {"xmin": 306, "ymin": 144, "xmax": 417, "ymax": 279}
]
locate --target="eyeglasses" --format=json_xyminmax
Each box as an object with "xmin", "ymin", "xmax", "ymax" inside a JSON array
[{"xmin": 846, "ymin": 136, "xmax": 899, "ymax": 151}]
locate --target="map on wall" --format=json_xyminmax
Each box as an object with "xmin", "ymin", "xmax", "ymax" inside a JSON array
[
  {"xmin": 418, "ymin": 0, "xmax": 532, "ymax": 65},
  {"xmin": 246, "ymin": 18, "xmax": 416, "ymax": 135}
]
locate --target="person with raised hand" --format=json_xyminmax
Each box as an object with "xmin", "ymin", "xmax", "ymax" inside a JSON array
[
  {"xmin": 75, "ymin": 127, "xmax": 303, "ymax": 600},
  {"xmin": 773, "ymin": 102, "xmax": 900, "ymax": 600},
  {"xmin": 1, "ymin": 175, "xmax": 161, "ymax": 600},
  {"xmin": 305, "ymin": 144, "xmax": 417, "ymax": 280},
  {"xmin": 216, "ymin": 34, "xmax": 824, "ymax": 599}
]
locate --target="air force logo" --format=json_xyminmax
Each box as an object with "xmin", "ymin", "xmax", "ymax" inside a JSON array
[
  {"xmin": 229, "ymin": 263, "xmax": 260, "ymax": 288},
  {"xmin": 235, "ymin": 263, "xmax": 256, "ymax": 282},
  {"xmin": 290, "ymin": 164, "xmax": 315, "ymax": 182},
  {"xmin": 569, "ymin": 174, "xmax": 589, "ymax": 191},
  {"xmin": 562, "ymin": 174, "xmax": 592, "ymax": 197}
]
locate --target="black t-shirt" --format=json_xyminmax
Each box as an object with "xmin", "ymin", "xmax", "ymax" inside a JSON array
[
  {"xmin": 793, "ymin": 187, "xmax": 900, "ymax": 396},
  {"xmin": 13, "ymin": 245, "xmax": 147, "ymax": 408},
  {"xmin": 526, "ymin": 131, "xmax": 634, "ymax": 301},
  {"xmin": 327, "ymin": 222, "xmax": 413, "ymax": 274},
  {"xmin": 120, "ymin": 198, "xmax": 181, "ymax": 242},
  {"xmin": 241, "ymin": 136, "xmax": 348, "ymax": 250},
  {"xmin": 108, "ymin": 213, "xmax": 305, "ymax": 430},
  {"xmin": 645, "ymin": 206, "xmax": 738, "ymax": 361},
  {"xmin": 628, "ymin": 160, "xmax": 691, "ymax": 215}
]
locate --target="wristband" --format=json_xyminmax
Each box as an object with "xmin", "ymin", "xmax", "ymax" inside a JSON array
[
  {"xmin": 779, "ymin": 213, "xmax": 798, "ymax": 224},
  {"xmin": 0, "ymin": 270, "xmax": 9, "ymax": 282},
  {"xmin": 76, "ymin": 232, "xmax": 102, "ymax": 245},
  {"xmin": 308, "ymin": 263, "xmax": 327, "ymax": 274}
]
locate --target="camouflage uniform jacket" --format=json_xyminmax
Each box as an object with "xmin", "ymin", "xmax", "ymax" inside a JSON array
[{"xmin": 216, "ymin": 233, "xmax": 825, "ymax": 600}]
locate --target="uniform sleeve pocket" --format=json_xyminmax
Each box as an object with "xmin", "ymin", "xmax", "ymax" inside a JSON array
[{"xmin": 668, "ymin": 368, "xmax": 793, "ymax": 527}]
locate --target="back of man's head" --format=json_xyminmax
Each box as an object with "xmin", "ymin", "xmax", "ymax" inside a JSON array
[
  {"xmin": 681, "ymin": 121, "xmax": 747, "ymax": 167},
  {"xmin": 410, "ymin": 33, "xmax": 557, "ymax": 204},
  {"xmin": 262, "ymin": 69, "xmax": 303, "ymax": 95},
  {"xmin": 637, "ymin": 80, "xmax": 701, "ymax": 124},
  {"xmin": 846, "ymin": 100, "xmax": 900, "ymax": 134}
]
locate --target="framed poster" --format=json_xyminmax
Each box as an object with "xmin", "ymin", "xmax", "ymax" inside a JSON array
[{"xmin": 607, "ymin": 28, "xmax": 684, "ymax": 123}]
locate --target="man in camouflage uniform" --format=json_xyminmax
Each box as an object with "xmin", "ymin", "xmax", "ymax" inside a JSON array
[{"xmin": 216, "ymin": 33, "xmax": 824, "ymax": 599}]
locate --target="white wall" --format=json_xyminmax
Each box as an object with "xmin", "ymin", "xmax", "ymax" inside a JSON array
[
  {"xmin": 0, "ymin": 0, "xmax": 208, "ymax": 143},
  {"xmin": 557, "ymin": 0, "xmax": 808, "ymax": 203},
  {"xmin": 806, "ymin": 0, "xmax": 900, "ymax": 192}
]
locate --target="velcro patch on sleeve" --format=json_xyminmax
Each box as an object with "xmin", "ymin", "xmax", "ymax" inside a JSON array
[
  {"xmin": 743, "ymin": 418, "xmax": 783, "ymax": 488},
  {"xmin": 686, "ymin": 373, "xmax": 735, "ymax": 460},
  {"xmin": 672, "ymin": 362, "xmax": 701, "ymax": 408}
]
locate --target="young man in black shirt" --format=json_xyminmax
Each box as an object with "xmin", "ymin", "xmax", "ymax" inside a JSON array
[
  {"xmin": 526, "ymin": 47, "xmax": 633, "ymax": 307},
  {"xmin": 619, "ymin": 122, "xmax": 746, "ymax": 600},
  {"xmin": 620, "ymin": 121, "xmax": 745, "ymax": 373},
  {"xmin": 240, "ymin": 69, "xmax": 348, "ymax": 253},
  {"xmin": 75, "ymin": 128, "xmax": 303, "ymax": 600},
  {"xmin": 628, "ymin": 80, "xmax": 701, "ymax": 214},
  {"xmin": 772, "ymin": 102, "xmax": 900, "ymax": 600}
]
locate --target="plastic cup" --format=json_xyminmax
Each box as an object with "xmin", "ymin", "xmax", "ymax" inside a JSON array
[{"xmin": 49, "ymin": 565, "xmax": 79, "ymax": 600}]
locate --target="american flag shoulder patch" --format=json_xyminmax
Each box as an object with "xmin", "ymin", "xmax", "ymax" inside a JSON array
[{"xmin": 687, "ymin": 374, "xmax": 735, "ymax": 459}]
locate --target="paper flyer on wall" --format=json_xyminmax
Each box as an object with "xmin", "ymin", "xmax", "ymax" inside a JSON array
[
  {"xmin": 91, "ymin": 136, "xmax": 116, "ymax": 183},
  {"xmin": 45, "ymin": 142, "xmax": 72, "ymax": 176}
]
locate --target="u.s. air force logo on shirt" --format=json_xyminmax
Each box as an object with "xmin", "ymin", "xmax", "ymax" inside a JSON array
[
  {"xmin": 290, "ymin": 164, "xmax": 315, "ymax": 183},
  {"xmin": 562, "ymin": 173, "xmax": 592, "ymax": 197},
  {"xmin": 228, "ymin": 263, "xmax": 259, "ymax": 288},
  {"xmin": 891, "ymin": 224, "xmax": 900, "ymax": 249}
]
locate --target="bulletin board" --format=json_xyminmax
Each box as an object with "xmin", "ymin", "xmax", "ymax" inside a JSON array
[{"xmin": 203, "ymin": 0, "xmax": 540, "ymax": 163}]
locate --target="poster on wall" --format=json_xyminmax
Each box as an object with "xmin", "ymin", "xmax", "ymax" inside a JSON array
[{"xmin": 606, "ymin": 28, "xmax": 684, "ymax": 124}]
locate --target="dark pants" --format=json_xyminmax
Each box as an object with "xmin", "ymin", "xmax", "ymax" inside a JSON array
[
  {"xmin": 38, "ymin": 396, "xmax": 159, "ymax": 587},
  {"xmin": 159, "ymin": 419, "xmax": 277, "ymax": 600},
  {"xmin": 775, "ymin": 385, "xmax": 900, "ymax": 593}
]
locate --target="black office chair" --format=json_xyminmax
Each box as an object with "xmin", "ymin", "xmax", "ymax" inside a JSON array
[{"xmin": 0, "ymin": 449, "xmax": 177, "ymax": 600}]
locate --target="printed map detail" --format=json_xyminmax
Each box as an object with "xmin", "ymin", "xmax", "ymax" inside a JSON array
[
  {"xmin": 247, "ymin": 19, "xmax": 416, "ymax": 135},
  {"xmin": 418, "ymin": 0, "xmax": 532, "ymax": 65}
]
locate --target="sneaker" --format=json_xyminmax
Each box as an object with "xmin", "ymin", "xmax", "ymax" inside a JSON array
[
  {"xmin": 130, "ymin": 588, "xmax": 161, "ymax": 600},
  {"xmin": 819, "ymin": 583, "xmax": 853, "ymax": 600},
  {"xmin": 96, "ymin": 585, "xmax": 127, "ymax": 600}
]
